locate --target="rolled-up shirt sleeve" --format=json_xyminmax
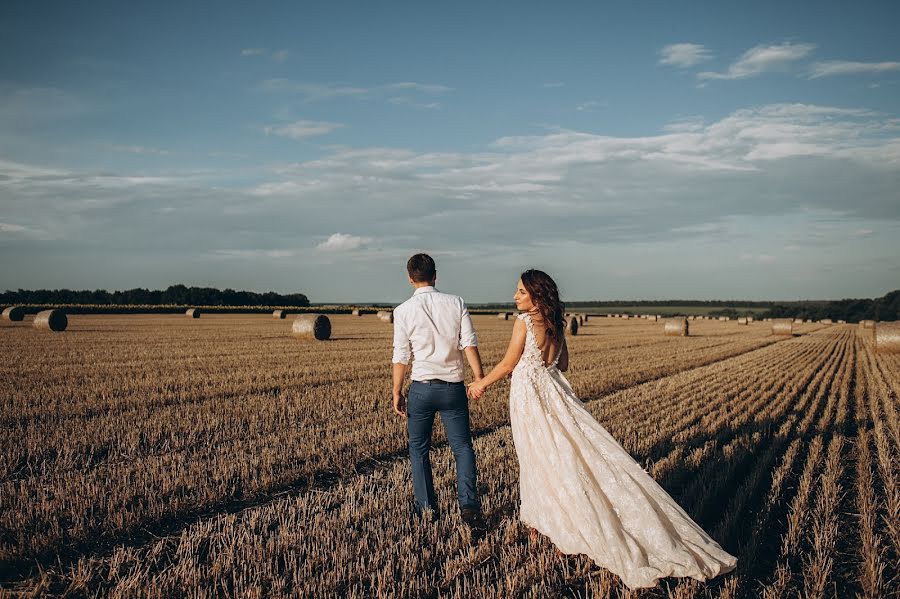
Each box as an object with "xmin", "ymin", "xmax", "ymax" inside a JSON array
[
  {"xmin": 392, "ymin": 309, "xmax": 412, "ymax": 364},
  {"xmin": 458, "ymin": 300, "xmax": 478, "ymax": 349}
]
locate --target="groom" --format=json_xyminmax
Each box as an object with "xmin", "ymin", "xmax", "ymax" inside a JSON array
[{"xmin": 391, "ymin": 253, "xmax": 485, "ymax": 529}]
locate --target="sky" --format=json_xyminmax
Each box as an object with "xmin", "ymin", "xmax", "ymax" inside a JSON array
[{"xmin": 1, "ymin": 1, "xmax": 899, "ymax": 303}]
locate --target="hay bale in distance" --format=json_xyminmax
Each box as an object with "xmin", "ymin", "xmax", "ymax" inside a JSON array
[
  {"xmin": 875, "ymin": 323, "xmax": 900, "ymax": 353},
  {"xmin": 772, "ymin": 319, "xmax": 793, "ymax": 336},
  {"xmin": 582, "ymin": 314, "xmax": 589, "ymax": 322},
  {"xmin": 737, "ymin": 317, "xmax": 748, "ymax": 325},
  {"xmin": 565, "ymin": 315, "xmax": 579, "ymax": 335},
  {"xmin": 2, "ymin": 306, "xmax": 25, "ymax": 321},
  {"xmin": 747, "ymin": 316, "xmax": 754, "ymax": 323},
  {"xmin": 377, "ymin": 311, "xmax": 394, "ymax": 323},
  {"xmin": 351, "ymin": 309, "xmax": 361, "ymax": 316},
  {"xmin": 292, "ymin": 314, "xmax": 332, "ymax": 340},
  {"xmin": 273, "ymin": 310, "xmax": 287, "ymax": 319},
  {"xmin": 497, "ymin": 312, "xmax": 510, "ymax": 320},
  {"xmin": 838, "ymin": 320, "xmax": 846, "ymax": 324},
  {"xmin": 821, "ymin": 319, "xmax": 832, "ymax": 324},
  {"xmin": 665, "ymin": 317, "xmax": 689, "ymax": 337},
  {"xmin": 861, "ymin": 320, "xmax": 875, "ymax": 329},
  {"xmin": 33, "ymin": 309, "xmax": 67, "ymax": 332},
  {"xmin": 186, "ymin": 308, "xmax": 201, "ymax": 318}
]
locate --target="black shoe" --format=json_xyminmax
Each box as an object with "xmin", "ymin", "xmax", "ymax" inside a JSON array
[{"xmin": 461, "ymin": 507, "xmax": 486, "ymax": 532}]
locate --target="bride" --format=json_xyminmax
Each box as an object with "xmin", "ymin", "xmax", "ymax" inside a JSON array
[{"xmin": 466, "ymin": 269, "xmax": 737, "ymax": 590}]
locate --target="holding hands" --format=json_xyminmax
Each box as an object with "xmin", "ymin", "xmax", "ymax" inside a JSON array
[{"xmin": 467, "ymin": 379, "xmax": 486, "ymax": 401}]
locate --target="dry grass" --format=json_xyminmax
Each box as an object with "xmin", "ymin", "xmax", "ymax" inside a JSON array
[{"xmin": 0, "ymin": 316, "xmax": 893, "ymax": 597}]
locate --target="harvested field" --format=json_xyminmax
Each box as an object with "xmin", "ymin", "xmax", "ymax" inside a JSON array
[{"xmin": 1, "ymin": 315, "xmax": 896, "ymax": 597}]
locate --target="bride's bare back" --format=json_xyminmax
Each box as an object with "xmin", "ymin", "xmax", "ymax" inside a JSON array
[{"xmin": 529, "ymin": 315, "xmax": 564, "ymax": 367}]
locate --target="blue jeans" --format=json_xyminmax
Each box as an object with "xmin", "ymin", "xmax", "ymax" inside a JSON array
[{"xmin": 407, "ymin": 380, "xmax": 479, "ymax": 513}]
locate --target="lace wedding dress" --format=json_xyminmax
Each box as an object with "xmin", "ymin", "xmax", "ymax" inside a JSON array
[{"xmin": 509, "ymin": 312, "xmax": 737, "ymax": 589}]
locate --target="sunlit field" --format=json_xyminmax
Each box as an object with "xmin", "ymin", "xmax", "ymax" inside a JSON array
[{"xmin": 1, "ymin": 314, "xmax": 897, "ymax": 597}]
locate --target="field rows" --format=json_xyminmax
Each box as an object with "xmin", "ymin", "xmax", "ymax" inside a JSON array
[
  {"xmin": 0, "ymin": 316, "xmax": 786, "ymax": 570},
  {"xmin": 2, "ymin": 316, "xmax": 895, "ymax": 597}
]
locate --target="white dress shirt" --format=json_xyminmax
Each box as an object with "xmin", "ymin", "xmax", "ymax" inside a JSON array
[{"xmin": 392, "ymin": 286, "xmax": 478, "ymax": 382}]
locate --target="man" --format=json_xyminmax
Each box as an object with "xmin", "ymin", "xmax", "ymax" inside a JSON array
[{"xmin": 391, "ymin": 253, "xmax": 485, "ymax": 530}]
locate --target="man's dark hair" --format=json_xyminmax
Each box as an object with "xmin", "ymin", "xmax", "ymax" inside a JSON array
[{"xmin": 407, "ymin": 253, "xmax": 436, "ymax": 283}]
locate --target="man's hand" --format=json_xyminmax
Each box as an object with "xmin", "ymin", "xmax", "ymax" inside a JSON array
[
  {"xmin": 467, "ymin": 381, "xmax": 485, "ymax": 401},
  {"xmin": 392, "ymin": 392, "xmax": 407, "ymax": 417}
]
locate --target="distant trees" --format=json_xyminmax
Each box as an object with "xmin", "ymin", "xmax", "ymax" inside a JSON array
[
  {"xmin": 762, "ymin": 290, "xmax": 899, "ymax": 323},
  {"xmin": 0, "ymin": 285, "xmax": 310, "ymax": 307}
]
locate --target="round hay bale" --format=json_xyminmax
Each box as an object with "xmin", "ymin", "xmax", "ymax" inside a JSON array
[
  {"xmin": 351, "ymin": 309, "xmax": 361, "ymax": 316},
  {"xmin": 33, "ymin": 309, "xmax": 67, "ymax": 332},
  {"xmin": 273, "ymin": 310, "xmax": 287, "ymax": 319},
  {"xmin": 186, "ymin": 308, "xmax": 201, "ymax": 318},
  {"xmin": 664, "ymin": 317, "xmax": 689, "ymax": 337},
  {"xmin": 772, "ymin": 319, "xmax": 793, "ymax": 336},
  {"xmin": 377, "ymin": 311, "xmax": 394, "ymax": 323},
  {"xmin": 565, "ymin": 315, "xmax": 579, "ymax": 335},
  {"xmin": 292, "ymin": 314, "xmax": 331, "ymax": 340},
  {"xmin": 577, "ymin": 314, "xmax": 584, "ymax": 326},
  {"xmin": 718, "ymin": 316, "xmax": 728, "ymax": 321},
  {"xmin": 583, "ymin": 314, "xmax": 589, "ymax": 322},
  {"xmin": 2, "ymin": 306, "xmax": 25, "ymax": 321},
  {"xmin": 737, "ymin": 317, "xmax": 748, "ymax": 325},
  {"xmin": 875, "ymin": 323, "xmax": 900, "ymax": 353},
  {"xmin": 821, "ymin": 319, "xmax": 832, "ymax": 325},
  {"xmin": 793, "ymin": 318, "xmax": 803, "ymax": 324},
  {"xmin": 838, "ymin": 320, "xmax": 846, "ymax": 324},
  {"xmin": 747, "ymin": 316, "xmax": 754, "ymax": 323},
  {"xmin": 861, "ymin": 320, "xmax": 875, "ymax": 329},
  {"xmin": 498, "ymin": 312, "xmax": 510, "ymax": 320}
]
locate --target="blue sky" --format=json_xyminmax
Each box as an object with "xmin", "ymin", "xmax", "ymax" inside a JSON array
[{"xmin": 2, "ymin": 1, "xmax": 899, "ymax": 302}]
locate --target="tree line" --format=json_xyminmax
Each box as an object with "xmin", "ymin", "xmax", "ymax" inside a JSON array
[
  {"xmin": 0, "ymin": 284, "xmax": 310, "ymax": 307},
  {"xmin": 760, "ymin": 290, "xmax": 899, "ymax": 323}
]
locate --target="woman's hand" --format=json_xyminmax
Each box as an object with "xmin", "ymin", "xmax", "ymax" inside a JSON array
[{"xmin": 467, "ymin": 381, "xmax": 485, "ymax": 401}]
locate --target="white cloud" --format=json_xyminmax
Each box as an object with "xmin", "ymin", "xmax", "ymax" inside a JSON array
[
  {"xmin": 659, "ymin": 43, "xmax": 713, "ymax": 68},
  {"xmin": 810, "ymin": 60, "xmax": 900, "ymax": 79},
  {"xmin": 316, "ymin": 233, "xmax": 373, "ymax": 252},
  {"xmin": 3, "ymin": 102, "xmax": 899, "ymax": 297},
  {"xmin": 213, "ymin": 249, "xmax": 294, "ymax": 259},
  {"xmin": 388, "ymin": 96, "xmax": 441, "ymax": 110},
  {"xmin": 110, "ymin": 144, "xmax": 169, "ymax": 156},
  {"xmin": 264, "ymin": 120, "xmax": 345, "ymax": 139},
  {"xmin": 576, "ymin": 100, "xmax": 603, "ymax": 112},
  {"xmin": 740, "ymin": 253, "xmax": 778, "ymax": 264},
  {"xmin": 258, "ymin": 79, "xmax": 453, "ymax": 103},
  {"xmin": 384, "ymin": 82, "xmax": 452, "ymax": 94},
  {"xmin": 663, "ymin": 117, "xmax": 706, "ymax": 133},
  {"xmin": 543, "ymin": 82, "xmax": 565, "ymax": 88},
  {"xmin": 241, "ymin": 48, "xmax": 291, "ymax": 62},
  {"xmin": 0, "ymin": 222, "xmax": 27, "ymax": 233},
  {"xmin": 698, "ymin": 42, "xmax": 816, "ymax": 80}
]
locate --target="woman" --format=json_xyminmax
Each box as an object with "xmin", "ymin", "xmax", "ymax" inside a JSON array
[{"xmin": 466, "ymin": 269, "xmax": 737, "ymax": 590}]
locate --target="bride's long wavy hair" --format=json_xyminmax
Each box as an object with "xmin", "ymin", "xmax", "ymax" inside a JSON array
[{"xmin": 520, "ymin": 269, "xmax": 566, "ymax": 341}]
